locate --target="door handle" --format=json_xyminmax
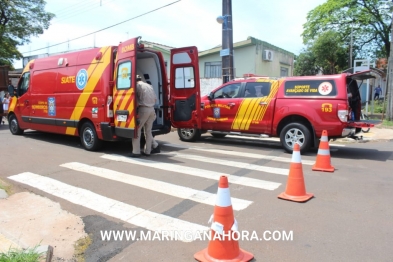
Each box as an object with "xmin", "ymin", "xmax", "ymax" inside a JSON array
[
  {"xmin": 25, "ymin": 100, "xmax": 29, "ymax": 105},
  {"xmin": 259, "ymin": 102, "xmax": 267, "ymax": 106},
  {"xmin": 227, "ymin": 103, "xmax": 235, "ymax": 107}
]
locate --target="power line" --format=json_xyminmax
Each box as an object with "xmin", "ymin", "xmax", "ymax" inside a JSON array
[
  {"xmin": 51, "ymin": 0, "xmax": 97, "ymax": 14},
  {"xmin": 22, "ymin": 0, "xmax": 181, "ymax": 54},
  {"xmin": 51, "ymin": 0, "xmax": 119, "ymax": 24}
]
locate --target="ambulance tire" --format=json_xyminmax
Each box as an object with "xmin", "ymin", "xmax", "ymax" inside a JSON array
[
  {"xmin": 177, "ymin": 128, "xmax": 201, "ymax": 142},
  {"xmin": 80, "ymin": 122, "xmax": 103, "ymax": 151},
  {"xmin": 280, "ymin": 122, "xmax": 311, "ymax": 154},
  {"xmin": 8, "ymin": 114, "xmax": 24, "ymax": 135}
]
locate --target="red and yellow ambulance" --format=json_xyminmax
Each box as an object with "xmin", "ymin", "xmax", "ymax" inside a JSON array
[{"xmin": 8, "ymin": 37, "xmax": 201, "ymax": 150}]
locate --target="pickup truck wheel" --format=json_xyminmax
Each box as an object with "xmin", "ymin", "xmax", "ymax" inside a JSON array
[
  {"xmin": 177, "ymin": 128, "xmax": 201, "ymax": 142},
  {"xmin": 80, "ymin": 122, "xmax": 103, "ymax": 151},
  {"xmin": 8, "ymin": 114, "xmax": 24, "ymax": 135},
  {"xmin": 280, "ymin": 123, "xmax": 311, "ymax": 153},
  {"xmin": 211, "ymin": 133, "xmax": 227, "ymax": 138}
]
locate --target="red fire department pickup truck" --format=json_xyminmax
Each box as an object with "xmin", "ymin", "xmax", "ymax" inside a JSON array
[
  {"xmin": 7, "ymin": 37, "xmax": 201, "ymax": 151},
  {"xmin": 177, "ymin": 70, "xmax": 379, "ymax": 153}
]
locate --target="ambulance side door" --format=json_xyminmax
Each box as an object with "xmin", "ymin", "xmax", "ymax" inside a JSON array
[
  {"xmin": 113, "ymin": 38, "xmax": 138, "ymax": 138},
  {"xmin": 15, "ymin": 71, "xmax": 32, "ymax": 130},
  {"xmin": 205, "ymin": 82, "xmax": 243, "ymax": 131},
  {"xmin": 243, "ymin": 80, "xmax": 276, "ymax": 134},
  {"xmin": 169, "ymin": 47, "xmax": 201, "ymax": 129}
]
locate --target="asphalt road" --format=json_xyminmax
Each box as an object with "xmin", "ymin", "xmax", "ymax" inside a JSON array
[{"xmin": 0, "ymin": 124, "xmax": 392, "ymax": 262}]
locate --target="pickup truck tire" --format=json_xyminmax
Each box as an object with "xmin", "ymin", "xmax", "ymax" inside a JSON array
[
  {"xmin": 178, "ymin": 128, "xmax": 201, "ymax": 142},
  {"xmin": 280, "ymin": 123, "xmax": 311, "ymax": 153},
  {"xmin": 211, "ymin": 133, "xmax": 227, "ymax": 138},
  {"xmin": 80, "ymin": 122, "xmax": 103, "ymax": 151},
  {"xmin": 8, "ymin": 114, "xmax": 24, "ymax": 135}
]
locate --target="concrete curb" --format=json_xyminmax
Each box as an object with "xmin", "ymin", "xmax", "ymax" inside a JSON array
[
  {"xmin": 35, "ymin": 245, "xmax": 54, "ymax": 262},
  {"xmin": 0, "ymin": 234, "xmax": 53, "ymax": 262},
  {"xmin": 0, "ymin": 233, "xmax": 20, "ymax": 253}
]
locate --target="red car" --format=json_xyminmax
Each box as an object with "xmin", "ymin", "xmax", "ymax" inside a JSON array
[{"xmin": 177, "ymin": 71, "xmax": 379, "ymax": 153}]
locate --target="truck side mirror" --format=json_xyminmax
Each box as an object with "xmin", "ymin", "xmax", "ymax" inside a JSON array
[{"xmin": 208, "ymin": 92, "xmax": 214, "ymax": 101}]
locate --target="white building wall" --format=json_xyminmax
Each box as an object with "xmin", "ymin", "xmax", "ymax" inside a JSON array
[{"xmin": 200, "ymin": 78, "xmax": 222, "ymax": 96}]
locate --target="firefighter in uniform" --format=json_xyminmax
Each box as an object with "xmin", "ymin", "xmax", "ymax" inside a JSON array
[{"xmin": 130, "ymin": 75, "xmax": 157, "ymax": 157}]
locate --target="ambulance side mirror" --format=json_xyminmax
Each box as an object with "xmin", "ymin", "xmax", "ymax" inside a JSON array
[{"xmin": 208, "ymin": 92, "xmax": 214, "ymax": 101}]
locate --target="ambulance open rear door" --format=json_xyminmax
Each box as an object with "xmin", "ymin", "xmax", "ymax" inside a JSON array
[
  {"xmin": 113, "ymin": 38, "xmax": 139, "ymax": 138},
  {"xmin": 169, "ymin": 47, "xmax": 201, "ymax": 129}
]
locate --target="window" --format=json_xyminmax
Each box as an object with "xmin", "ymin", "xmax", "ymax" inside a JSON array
[
  {"xmin": 213, "ymin": 83, "xmax": 241, "ymax": 99},
  {"xmin": 117, "ymin": 61, "xmax": 131, "ymax": 89},
  {"xmin": 18, "ymin": 72, "xmax": 30, "ymax": 96},
  {"xmin": 175, "ymin": 67, "xmax": 195, "ymax": 89},
  {"xmin": 280, "ymin": 67, "xmax": 289, "ymax": 77},
  {"xmin": 244, "ymin": 82, "xmax": 271, "ymax": 98},
  {"xmin": 205, "ymin": 61, "xmax": 222, "ymax": 78}
]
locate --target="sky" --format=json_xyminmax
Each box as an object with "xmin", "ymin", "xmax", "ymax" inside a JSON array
[{"xmin": 14, "ymin": 0, "xmax": 327, "ymax": 69}]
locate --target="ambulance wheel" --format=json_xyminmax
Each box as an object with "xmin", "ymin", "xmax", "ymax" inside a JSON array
[
  {"xmin": 80, "ymin": 122, "xmax": 102, "ymax": 151},
  {"xmin": 280, "ymin": 122, "xmax": 311, "ymax": 153},
  {"xmin": 177, "ymin": 128, "xmax": 201, "ymax": 142},
  {"xmin": 9, "ymin": 114, "xmax": 24, "ymax": 135}
]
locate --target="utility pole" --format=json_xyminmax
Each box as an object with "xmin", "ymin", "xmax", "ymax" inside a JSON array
[
  {"xmin": 349, "ymin": 24, "xmax": 353, "ymax": 69},
  {"xmin": 387, "ymin": 2, "xmax": 393, "ymax": 120},
  {"xmin": 220, "ymin": 0, "xmax": 234, "ymax": 84}
]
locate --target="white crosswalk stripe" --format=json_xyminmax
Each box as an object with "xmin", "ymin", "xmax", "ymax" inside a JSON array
[
  {"xmin": 6, "ymin": 140, "xmax": 321, "ymax": 244},
  {"xmin": 101, "ymin": 154, "xmax": 282, "ymax": 191},
  {"xmin": 160, "ymin": 152, "xmax": 289, "ymax": 176},
  {"xmin": 162, "ymin": 143, "xmax": 315, "ymax": 165},
  {"xmin": 60, "ymin": 162, "xmax": 252, "ymax": 211},
  {"xmin": 8, "ymin": 172, "xmax": 209, "ymax": 242}
]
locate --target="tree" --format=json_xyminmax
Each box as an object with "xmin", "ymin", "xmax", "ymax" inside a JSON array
[
  {"xmin": 294, "ymin": 31, "xmax": 348, "ymax": 76},
  {"xmin": 311, "ymin": 31, "xmax": 348, "ymax": 74},
  {"xmin": 294, "ymin": 49, "xmax": 319, "ymax": 76},
  {"xmin": 0, "ymin": 0, "xmax": 54, "ymax": 68},
  {"xmin": 302, "ymin": 0, "xmax": 392, "ymax": 59}
]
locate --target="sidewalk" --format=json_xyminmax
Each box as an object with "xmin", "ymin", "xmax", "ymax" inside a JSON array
[
  {"xmin": 334, "ymin": 125, "xmax": 393, "ymax": 143},
  {"xmin": 0, "ymin": 191, "xmax": 86, "ymax": 261}
]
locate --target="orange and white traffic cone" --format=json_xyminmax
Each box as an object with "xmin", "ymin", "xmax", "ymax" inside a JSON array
[
  {"xmin": 312, "ymin": 130, "xmax": 335, "ymax": 172},
  {"xmin": 278, "ymin": 143, "xmax": 313, "ymax": 202},
  {"xmin": 194, "ymin": 176, "xmax": 254, "ymax": 262}
]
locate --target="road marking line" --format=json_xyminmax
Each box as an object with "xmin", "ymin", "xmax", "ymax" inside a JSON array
[
  {"xmin": 160, "ymin": 152, "xmax": 289, "ymax": 176},
  {"xmin": 329, "ymin": 144, "xmax": 346, "ymax": 147},
  {"xmin": 163, "ymin": 143, "xmax": 315, "ymax": 165},
  {"xmin": 8, "ymin": 172, "xmax": 208, "ymax": 242},
  {"xmin": 101, "ymin": 154, "xmax": 281, "ymax": 190},
  {"xmin": 60, "ymin": 162, "xmax": 252, "ymax": 211}
]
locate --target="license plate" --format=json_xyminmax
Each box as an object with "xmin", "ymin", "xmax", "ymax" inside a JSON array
[{"xmin": 117, "ymin": 114, "xmax": 127, "ymax": 122}]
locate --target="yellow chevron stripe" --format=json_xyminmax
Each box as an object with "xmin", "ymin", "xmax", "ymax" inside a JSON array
[
  {"xmin": 239, "ymin": 98, "xmax": 261, "ymax": 130},
  {"xmin": 119, "ymin": 91, "xmax": 134, "ymax": 128},
  {"xmin": 66, "ymin": 46, "xmax": 111, "ymax": 135},
  {"xmin": 256, "ymin": 81, "xmax": 279, "ymax": 121},
  {"xmin": 232, "ymin": 79, "xmax": 281, "ymax": 130},
  {"xmin": 8, "ymin": 96, "xmax": 18, "ymax": 112},
  {"xmin": 255, "ymin": 97, "xmax": 267, "ymax": 121},
  {"xmin": 113, "ymin": 90, "xmax": 125, "ymax": 110}
]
